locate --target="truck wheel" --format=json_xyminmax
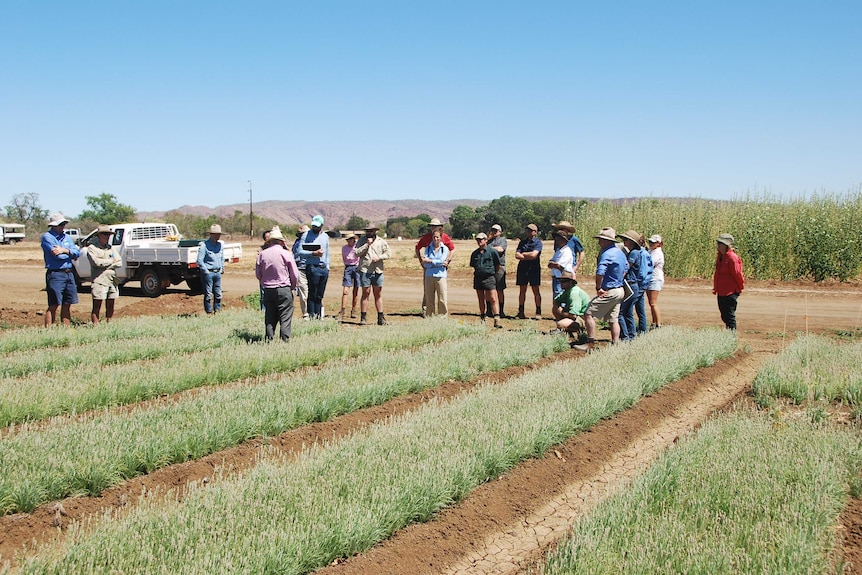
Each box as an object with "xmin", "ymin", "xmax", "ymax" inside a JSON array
[
  {"xmin": 140, "ymin": 267, "xmax": 164, "ymax": 298},
  {"xmin": 185, "ymin": 277, "xmax": 203, "ymax": 294}
]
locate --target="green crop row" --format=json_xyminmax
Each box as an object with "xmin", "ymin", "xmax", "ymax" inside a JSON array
[
  {"xmin": 12, "ymin": 327, "xmax": 735, "ymax": 574},
  {"xmin": 0, "ymin": 309, "xmax": 265, "ymax": 355},
  {"xmin": 0, "ymin": 316, "xmax": 482, "ymax": 427},
  {"xmin": 753, "ymin": 334, "xmax": 862, "ymax": 406},
  {"xmin": 540, "ymin": 408, "xmax": 862, "ymax": 574},
  {"xmin": 0, "ymin": 312, "xmax": 335, "ymax": 378},
  {"xmin": 569, "ymin": 188, "xmax": 862, "ymax": 281},
  {"xmin": 0, "ymin": 328, "xmax": 565, "ymax": 515}
]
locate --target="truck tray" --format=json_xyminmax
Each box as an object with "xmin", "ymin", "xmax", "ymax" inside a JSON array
[{"xmin": 178, "ymin": 239, "xmax": 205, "ymax": 247}]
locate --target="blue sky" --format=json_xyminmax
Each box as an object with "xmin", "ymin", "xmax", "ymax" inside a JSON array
[{"xmin": 2, "ymin": 1, "xmax": 860, "ymax": 217}]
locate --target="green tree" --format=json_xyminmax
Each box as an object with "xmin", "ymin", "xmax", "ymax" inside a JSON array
[
  {"xmin": 480, "ymin": 196, "xmax": 537, "ymax": 237},
  {"xmin": 78, "ymin": 194, "xmax": 137, "ymax": 225},
  {"xmin": 449, "ymin": 205, "xmax": 480, "ymax": 239},
  {"xmin": 346, "ymin": 214, "xmax": 369, "ymax": 230},
  {"xmin": 4, "ymin": 192, "xmax": 50, "ymax": 226}
]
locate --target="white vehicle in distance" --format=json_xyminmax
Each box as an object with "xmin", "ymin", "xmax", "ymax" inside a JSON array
[{"xmin": 72, "ymin": 222, "xmax": 243, "ymax": 297}]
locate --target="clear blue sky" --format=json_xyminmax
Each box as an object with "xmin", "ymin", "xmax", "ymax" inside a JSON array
[{"xmin": 2, "ymin": 1, "xmax": 860, "ymax": 217}]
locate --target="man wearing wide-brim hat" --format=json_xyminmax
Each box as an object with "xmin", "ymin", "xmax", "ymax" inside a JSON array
[
  {"xmin": 552, "ymin": 221, "xmax": 585, "ymax": 280},
  {"xmin": 713, "ymin": 233, "xmax": 744, "ymax": 329},
  {"xmin": 196, "ymin": 224, "xmax": 225, "ymax": 314},
  {"xmin": 41, "ymin": 213, "xmax": 81, "ymax": 327},
  {"xmin": 584, "ymin": 227, "xmax": 628, "ymax": 344},
  {"xmin": 256, "ymin": 226, "xmax": 300, "ymax": 341},
  {"xmin": 616, "ymin": 229, "xmax": 653, "ymax": 341},
  {"xmin": 415, "ymin": 217, "xmax": 454, "ymax": 316},
  {"xmin": 355, "ymin": 225, "xmax": 392, "ymax": 325},
  {"xmin": 86, "ymin": 224, "xmax": 122, "ymax": 324}
]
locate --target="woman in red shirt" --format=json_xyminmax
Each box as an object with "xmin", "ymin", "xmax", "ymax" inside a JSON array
[{"xmin": 713, "ymin": 233, "xmax": 745, "ymax": 329}]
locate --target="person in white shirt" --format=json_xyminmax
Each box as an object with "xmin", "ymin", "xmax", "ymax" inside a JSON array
[{"xmin": 647, "ymin": 234, "xmax": 665, "ymax": 328}]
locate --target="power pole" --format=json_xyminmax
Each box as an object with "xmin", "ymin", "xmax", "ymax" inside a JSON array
[{"xmin": 248, "ymin": 180, "xmax": 254, "ymax": 239}]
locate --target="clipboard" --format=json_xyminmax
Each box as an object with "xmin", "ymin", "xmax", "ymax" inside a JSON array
[
  {"xmin": 622, "ymin": 280, "xmax": 634, "ymax": 302},
  {"xmin": 302, "ymin": 244, "xmax": 321, "ymax": 251}
]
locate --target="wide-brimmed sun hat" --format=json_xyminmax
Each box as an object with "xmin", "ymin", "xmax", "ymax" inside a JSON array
[
  {"xmin": 268, "ymin": 226, "xmax": 285, "ymax": 241},
  {"xmin": 345, "ymin": 233, "xmax": 358, "ymax": 241},
  {"xmin": 96, "ymin": 224, "xmax": 112, "ymax": 234},
  {"xmin": 209, "ymin": 224, "xmax": 222, "ymax": 234},
  {"xmin": 717, "ymin": 233, "xmax": 734, "ymax": 247},
  {"xmin": 594, "ymin": 227, "xmax": 617, "ymax": 242},
  {"xmin": 429, "ymin": 217, "xmax": 443, "ymax": 226},
  {"xmin": 48, "ymin": 213, "xmax": 69, "ymax": 227},
  {"xmin": 552, "ymin": 220, "xmax": 576, "ymax": 233},
  {"xmin": 617, "ymin": 229, "xmax": 642, "ymax": 244},
  {"xmin": 364, "ymin": 225, "xmax": 380, "ymax": 231}
]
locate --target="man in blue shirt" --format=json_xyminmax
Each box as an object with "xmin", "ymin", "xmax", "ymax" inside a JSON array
[
  {"xmin": 297, "ymin": 215, "xmax": 330, "ymax": 320},
  {"xmin": 196, "ymin": 224, "xmax": 225, "ymax": 314},
  {"xmin": 41, "ymin": 213, "xmax": 81, "ymax": 327},
  {"xmin": 584, "ymin": 227, "xmax": 627, "ymax": 344}
]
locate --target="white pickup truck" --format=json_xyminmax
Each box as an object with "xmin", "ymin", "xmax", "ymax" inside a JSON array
[
  {"xmin": 0, "ymin": 223, "xmax": 26, "ymax": 244},
  {"xmin": 72, "ymin": 222, "xmax": 243, "ymax": 297}
]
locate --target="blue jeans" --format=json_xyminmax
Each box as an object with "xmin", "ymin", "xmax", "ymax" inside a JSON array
[
  {"xmin": 619, "ymin": 285, "xmax": 640, "ymax": 341},
  {"xmin": 634, "ymin": 289, "xmax": 648, "ymax": 334},
  {"xmin": 202, "ymin": 272, "xmax": 222, "ymax": 313},
  {"xmin": 306, "ymin": 265, "xmax": 329, "ymax": 318},
  {"xmin": 551, "ymin": 276, "xmax": 563, "ymax": 299}
]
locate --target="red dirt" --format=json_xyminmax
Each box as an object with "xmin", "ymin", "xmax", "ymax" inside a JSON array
[{"xmin": 1, "ymin": 241, "xmax": 861, "ymax": 573}]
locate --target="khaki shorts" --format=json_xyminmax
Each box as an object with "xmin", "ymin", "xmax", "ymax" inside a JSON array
[
  {"xmin": 91, "ymin": 282, "xmax": 120, "ymax": 300},
  {"xmin": 557, "ymin": 316, "xmax": 586, "ymax": 332},
  {"xmin": 586, "ymin": 287, "xmax": 624, "ymax": 322}
]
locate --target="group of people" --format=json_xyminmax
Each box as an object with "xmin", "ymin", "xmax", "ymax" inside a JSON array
[
  {"xmin": 255, "ymin": 216, "xmax": 394, "ymax": 341},
  {"xmin": 39, "ymin": 216, "xmax": 229, "ymax": 326},
  {"xmin": 39, "ymin": 212, "xmax": 744, "ymax": 341}
]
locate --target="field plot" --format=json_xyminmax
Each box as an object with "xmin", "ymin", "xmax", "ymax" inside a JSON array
[
  {"xmin": 3, "ymin": 326, "xmax": 735, "ymax": 573},
  {"xmin": 540, "ymin": 335, "xmax": 862, "ymax": 575}
]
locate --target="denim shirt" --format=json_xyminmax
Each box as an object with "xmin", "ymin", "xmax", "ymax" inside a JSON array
[
  {"xmin": 296, "ymin": 229, "xmax": 330, "ymax": 269},
  {"xmin": 423, "ymin": 244, "xmax": 449, "ymax": 278},
  {"xmin": 196, "ymin": 239, "xmax": 224, "ymax": 274},
  {"xmin": 41, "ymin": 230, "xmax": 80, "ymax": 270}
]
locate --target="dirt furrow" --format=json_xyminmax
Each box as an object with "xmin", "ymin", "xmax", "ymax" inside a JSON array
[{"xmin": 318, "ymin": 350, "xmax": 763, "ymax": 575}]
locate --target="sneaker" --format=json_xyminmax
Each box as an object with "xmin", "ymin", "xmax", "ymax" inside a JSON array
[
  {"xmin": 359, "ymin": 317, "xmax": 367, "ymax": 325},
  {"xmin": 302, "ymin": 314, "xmax": 310, "ymax": 321},
  {"xmin": 350, "ymin": 309, "xmax": 357, "ymax": 319},
  {"xmin": 377, "ymin": 315, "xmax": 388, "ymax": 326},
  {"xmin": 570, "ymin": 343, "xmax": 590, "ymax": 352},
  {"xmin": 547, "ymin": 328, "xmax": 563, "ymax": 335}
]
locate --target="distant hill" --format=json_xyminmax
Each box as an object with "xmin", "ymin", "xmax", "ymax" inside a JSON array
[
  {"xmin": 136, "ymin": 196, "xmax": 700, "ymax": 227},
  {"xmin": 137, "ymin": 199, "xmax": 490, "ymax": 227}
]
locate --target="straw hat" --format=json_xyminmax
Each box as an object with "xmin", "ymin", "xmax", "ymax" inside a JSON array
[{"xmin": 594, "ymin": 227, "xmax": 617, "ymax": 242}]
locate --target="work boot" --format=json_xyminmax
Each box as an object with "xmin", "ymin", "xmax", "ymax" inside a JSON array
[
  {"xmin": 350, "ymin": 308, "xmax": 357, "ymax": 318},
  {"xmin": 338, "ymin": 308, "xmax": 346, "ymax": 322},
  {"xmin": 377, "ymin": 313, "xmax": 388, "ymax": 326},
  {"xmin": 493, "ymin": 315, "xmax": 502, "ymax": 329},
  {"xmin": 360, "ymin": 312, "xmax": 367, "ymax": 325},
  {"xmin": 534, "ymin": 307, "xmax": 542, "ymax": 320},
  {"xmin": 516, "ymin": 306, "xmax": 526, "ymax": 320}
]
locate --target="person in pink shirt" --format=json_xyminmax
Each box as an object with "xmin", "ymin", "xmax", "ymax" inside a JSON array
[
  {"xmin": 256, "ymin": 226, "xmax": 300, "ymax": 341},
  {"xmin": 340, "ymin": 234, "xmax": 361, "ymax": 321}
]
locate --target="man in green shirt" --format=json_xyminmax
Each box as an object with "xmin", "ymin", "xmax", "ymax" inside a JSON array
[{"xmin": 552, "ymin": 271, "xmax": 590, "ymax": 345}]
